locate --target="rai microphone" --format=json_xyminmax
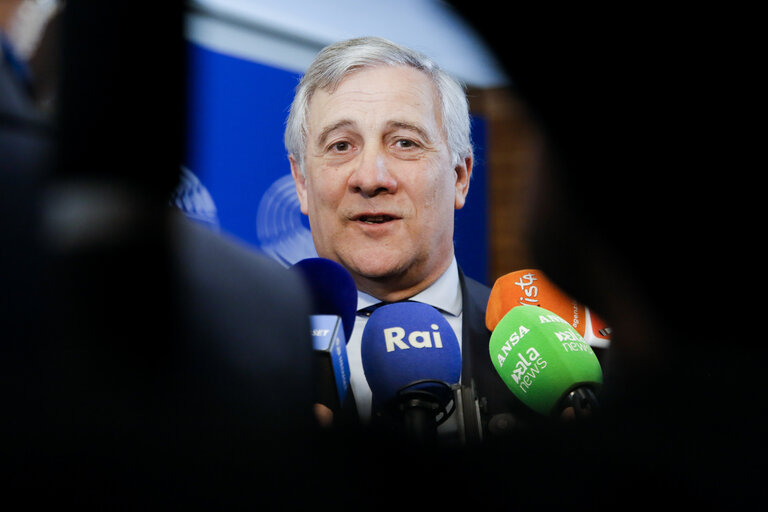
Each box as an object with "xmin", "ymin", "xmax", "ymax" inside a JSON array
[
  {"xmin": 361, "ymin": 302, "xmax": 461, "ymax": 442},
  {"xmin": 489, "ymin": 305, "xmax": 603, "ymax": 418},
  {"xmin": 486, "ymin": 269, "xmax": 611, "ymax": 349},
  {"xmin": 291, "ymin": 258, "xmax": 358, "ymax": 421}
]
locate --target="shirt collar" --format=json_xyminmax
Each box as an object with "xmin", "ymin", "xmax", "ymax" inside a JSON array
[{"xmin": 356, "ymin": 256, "xmax": 462, "ymax": 317}]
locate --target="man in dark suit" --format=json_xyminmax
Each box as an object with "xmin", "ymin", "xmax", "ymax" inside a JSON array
[{"xmin": 284, "ymin": 36, "xmax": 517, "ymax": 442}]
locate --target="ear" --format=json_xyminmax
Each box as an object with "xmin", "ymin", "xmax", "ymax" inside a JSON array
[
  {"xmin": 289, "ymin": 154, "xmax": 309, "ymax": 215},
  {"xmin": 453, "ymin": 154, "xmax": 473, "ymax": 210}
]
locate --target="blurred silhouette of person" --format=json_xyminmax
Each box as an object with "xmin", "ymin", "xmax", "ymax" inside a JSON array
[
  {"xmin": 445, "ymin": 2, "xmax": 761, "ymax": 506},
  {"xmin": 2, "ymin": 3, "xmax": 318, "ymax": 506}
]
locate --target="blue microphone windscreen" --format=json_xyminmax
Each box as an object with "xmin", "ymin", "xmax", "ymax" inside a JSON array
[
  {"xmin": 361, "ymin": 302, "xmax": 460, "ymax": 406},
  {"xmin": 292, "ymin": 258, "xmax": 357, "ymax": 343}
]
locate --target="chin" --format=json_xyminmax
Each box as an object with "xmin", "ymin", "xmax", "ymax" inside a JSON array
[
  {"xmin": 342, "ymin": 252, "xmax": 411, "ymax": 281},
  {"xmin": 352, "ymin": 261, "xmax": 406, "ymax": 280}
]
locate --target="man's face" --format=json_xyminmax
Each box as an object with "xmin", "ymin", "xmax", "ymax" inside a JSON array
[{"xmin": 291, "ymin": 65, "xmax": 472, "ymax": 299}]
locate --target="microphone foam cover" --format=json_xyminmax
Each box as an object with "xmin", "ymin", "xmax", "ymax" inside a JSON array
[
  {"xmin": 361, "ymin": 302, "xmax": 460, "ymax": 407},
  {"xmin": 486, "ymin": 269, "xmax": 611, "ymax": 349},
  {"xmin": 489, "ymin": 305, "xmax": 602, "ymax": 416},
  {"xmin": 486, "ymin": 269, "xmax": 584, "ymax": 332},
  {"xmin": 292, "ymin": 257, "xmax": 357, "ymax": 342}
]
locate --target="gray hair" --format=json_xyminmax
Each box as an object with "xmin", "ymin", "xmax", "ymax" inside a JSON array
[{"xmin": 284, "ymin": 36, "xmax": 473, "ymax": 174}]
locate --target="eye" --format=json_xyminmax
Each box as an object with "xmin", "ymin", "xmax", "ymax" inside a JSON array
[
  {"xmin": 394, "ymin": 139, "xmax": 418, "ymax": 149},
  {"xmin": 330, "ymin": 141, "xmax": 351, "ymax": 152}
]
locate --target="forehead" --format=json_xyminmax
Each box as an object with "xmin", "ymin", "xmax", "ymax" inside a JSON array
[{"xmin": 306, "ymin": 65, "xmax": 442, "ymax": 135}]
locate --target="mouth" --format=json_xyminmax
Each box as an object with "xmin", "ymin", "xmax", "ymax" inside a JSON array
[{"xmin": 353, "ymin": 213, "xmax": 399, "ymax": 225}]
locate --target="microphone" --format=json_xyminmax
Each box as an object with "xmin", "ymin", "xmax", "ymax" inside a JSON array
[
  {"xmin": 292, "ymin": 257, "xmax": 357, "ymax": 342},
  {"xmin": 489, "ymin": 304, "xmax": 602, "ymax": 418},
  {"xmin": 291, "ymin": 258, "xmax": 358, "ymax": 423},
  {"xmin": 310, "ymin": 314, "xmax": 353, "ymax": 420},
  {"xmin": 486, "ymin": 269, "xmax": 611, "ymax": 349},
  {"xmin": 360, "ymin": 302, "xmax": 461, "ymax": 442}
]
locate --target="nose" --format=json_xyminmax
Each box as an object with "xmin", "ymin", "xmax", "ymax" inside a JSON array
[{"xmin": 348, "ymin": 148, "xmax": 398, "ymax": 198}]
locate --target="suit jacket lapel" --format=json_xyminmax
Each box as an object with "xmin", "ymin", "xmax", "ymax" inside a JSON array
[{"xmin": 458, "ymin": 267, "xmax": 489, "ymax": 383}]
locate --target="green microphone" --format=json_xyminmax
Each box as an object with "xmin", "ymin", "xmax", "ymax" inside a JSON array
[{"xmin": 489, "ymin": 305, "xmax": 603, "ymax": 417}]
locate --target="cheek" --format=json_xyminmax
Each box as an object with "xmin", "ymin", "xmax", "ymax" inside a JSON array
[
  {"xmin": 306, "ymin": 170, "xmax": 345, "ymax": 212},
  {"xmin": 419, "ymin": 164, "xmax": 456, "ymax": 213}
]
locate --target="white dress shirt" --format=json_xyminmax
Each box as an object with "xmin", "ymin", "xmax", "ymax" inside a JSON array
[{"xmin": 346, "ymin": 256, "xmax": 463, "ymax": 435}]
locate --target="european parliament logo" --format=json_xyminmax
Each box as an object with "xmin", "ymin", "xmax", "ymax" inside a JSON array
[
  {"xmin": 170, "ymin": 166, "xmax": 220, "ymax": 231},
  {"xmin": 255, "ymin": 173, "xmax": 317, "ymax": 267}
]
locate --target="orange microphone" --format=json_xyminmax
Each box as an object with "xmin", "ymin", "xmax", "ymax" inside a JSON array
[{"xmin": 485, "ymin": 269, "xmax": 611, "ymax": 349}]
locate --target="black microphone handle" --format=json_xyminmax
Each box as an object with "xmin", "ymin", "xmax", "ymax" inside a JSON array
[
  {"xmin": 400, "ymin": 397, "xmax": 440, "ymax": 443},
  {"xmin": 456, "ymin": 380, "xmax": 484, "ymax": 445},
  {"xmin": 560, "ymin": 386, "xmax": 600, "ymax": 419}
]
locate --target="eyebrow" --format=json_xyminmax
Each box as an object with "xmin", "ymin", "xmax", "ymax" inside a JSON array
[
  {"xmin": 314, "ymin": 119, "xmax": 434, "ymax": 147},
  {"xmin": 316, "ymin": 119, "xmax": 355, "ymax": 147},
  {"xmin": 387, "ymin": 121, "xmax": 433, "ymax": 144}
]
